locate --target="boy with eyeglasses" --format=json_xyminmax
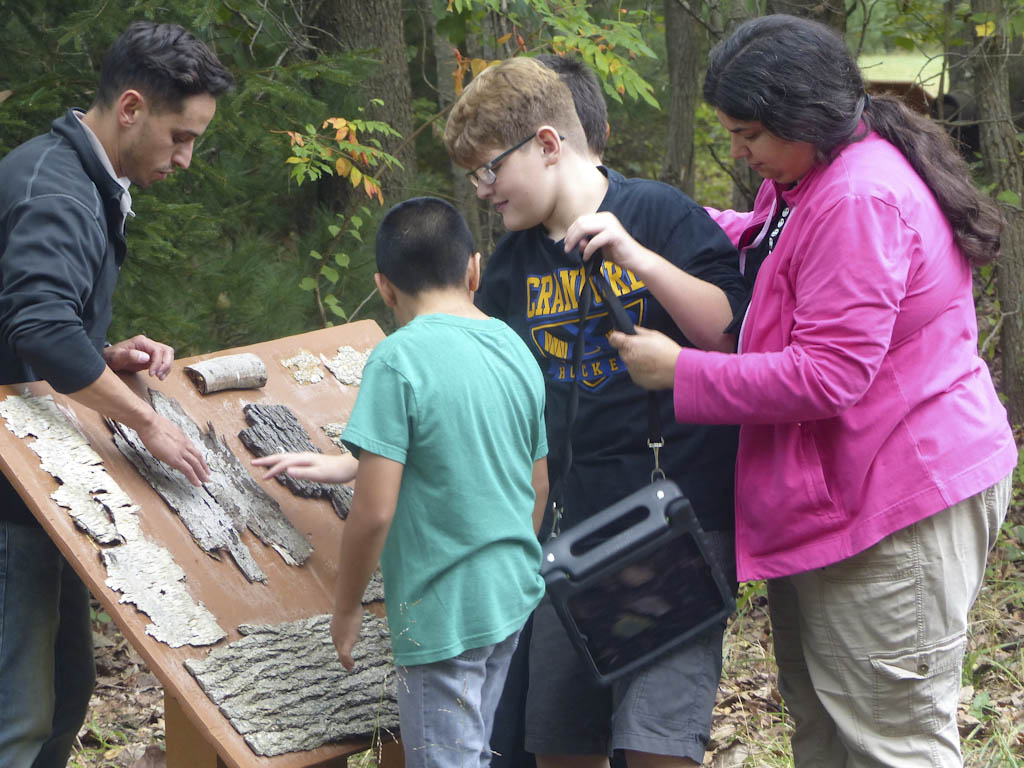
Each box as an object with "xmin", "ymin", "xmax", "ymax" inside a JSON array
[{"xmin": 444, "ymin": 57, "xmax": 745, "ymax": 768}]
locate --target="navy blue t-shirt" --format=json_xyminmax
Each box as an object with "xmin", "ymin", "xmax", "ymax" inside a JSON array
[{"xmin": 476, "ymin": 168, "xmax": 745, "ymax": 532}]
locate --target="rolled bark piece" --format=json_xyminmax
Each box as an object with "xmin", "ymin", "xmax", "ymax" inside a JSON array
[{"xmin": 185, "ymin": 353, "xmax": 267, "ymax": 394}]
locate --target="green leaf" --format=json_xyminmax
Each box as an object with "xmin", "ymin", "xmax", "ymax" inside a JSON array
[
  {"xmin": 996, "ymin": 189, "xmax": 1022, "ymax": 209},
  {"xmin": 335, "ymin": 252, "xmax": 351, "ymax": 268},
  {"xmin": 298, "ymin": 277, "xmax": 317, "ymax": 292},
  {"xmin": 891, "ymin": 36, "xmax": 916, "ymax": 51},
  {"xmin": 309, "ymin": 250, "xmax": 323, "ymax": 261},
  {"xmin": 328, "ymin": 225, "xmax": 341, "ymax": 237},
  {"xmin": 322, "ymin": 265, "xmax": 339, "ymax": 284}
]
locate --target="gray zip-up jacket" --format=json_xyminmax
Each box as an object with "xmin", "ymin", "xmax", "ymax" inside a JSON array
[{"xmin": 0, "ymin": 109, "xmax": 129, "ymax": 522}]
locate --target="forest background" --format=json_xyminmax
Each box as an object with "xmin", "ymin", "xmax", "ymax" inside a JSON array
[{"xmin": 2, "ymin": 0, "xmax": 1023, "ymax": 765}]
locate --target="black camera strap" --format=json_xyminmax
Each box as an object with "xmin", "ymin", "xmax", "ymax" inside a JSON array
[{"xmin": 549, "ymin": 253, "xmax": 664, "ymax": 537}]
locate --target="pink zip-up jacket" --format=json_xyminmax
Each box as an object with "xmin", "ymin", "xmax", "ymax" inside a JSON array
[{"xmin": 676, "ymin": 131, "xmax": 1017, "ymax": 581}]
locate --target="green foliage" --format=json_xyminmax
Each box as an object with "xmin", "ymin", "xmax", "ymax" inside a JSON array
[{"xmin": 443, "ymin": 0, "xmax": 660, "ymax": 106}]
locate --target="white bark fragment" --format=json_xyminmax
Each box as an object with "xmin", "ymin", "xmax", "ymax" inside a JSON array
[
  {"xmin": 185, "ymin": 613, "xmax": 398, "ymax": 757},
  {"xmin": 0, "ymin": 393, "xmax": 226, "ymax": 647},
  {"xmin": 184, "ymin": 353, "xmax": 268, "ymax": 394},
  {"xmin": 320, "ymin": 422, "xmax": 350, "ymax": 453},
  {"xmin": 280, "ymin": 351, "xmax": 324, "ymax": 384},
  {"xmin": 320, "ymin": 346, "xmax": 370, "ymax": 386}
]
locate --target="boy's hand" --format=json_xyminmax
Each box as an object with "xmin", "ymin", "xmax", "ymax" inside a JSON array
[
  {"xmin": 565, "ymin": 212, "xmax": 651, "ymax": 275},
  {"xmin": 252, "ymin": 452, "xmax": 358, "ymax": 484},
  {"xmin": 331, "ymin": 606, "xmax": 364, "ymax": 671}
]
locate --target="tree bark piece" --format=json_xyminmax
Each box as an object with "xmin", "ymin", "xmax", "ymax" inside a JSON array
[
  {"xmin": 0, "ymin": 393, "xmax": 226, "ymax": 647},
  {"xmin": 184, "ymin": 353, "xmax": 267, "ymax": 394},
  {"xmin": 320, "ymin": 346, "xmax": 370, "ymax": 386},
  {"xmin": 184, "ymin": 613, "xmax": 399, "ymax": 757},
  {"xmin": 109, "ymin": 390, "xmax": 317, "ymax": 581},
  {"xmin": 238, "ymin": 404, "xmax": 354, "ymax": 519}
]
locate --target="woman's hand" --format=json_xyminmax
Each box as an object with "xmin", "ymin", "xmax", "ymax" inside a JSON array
[{"xmin": 608, "ymin": 327, "xmax": 682, "ymax": 391}]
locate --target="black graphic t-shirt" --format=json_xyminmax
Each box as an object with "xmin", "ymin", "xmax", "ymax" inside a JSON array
[{"xmin": 476, "ymin": 168, "xmax": 746, "ymax": 532}]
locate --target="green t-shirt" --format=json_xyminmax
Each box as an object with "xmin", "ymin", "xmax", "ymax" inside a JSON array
[{"xmin": 343, "ymin": 313, "xmax": 547, "ymax": 666}]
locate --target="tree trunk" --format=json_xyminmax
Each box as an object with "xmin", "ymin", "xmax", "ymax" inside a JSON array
[
  {"xmin": 318, "ymin": 0, "xmax": 418, "ymax": 194},
  {"xmin": 419, "ymin": 0, "xmax": 485, "ymax": 251},
  {"xmin": 661, "ymin": 0, "xmax": 706, "ymax": 198},
  {"xmin": 972, "ymin": 0, "xmax": 1024, "ymax": 422}
]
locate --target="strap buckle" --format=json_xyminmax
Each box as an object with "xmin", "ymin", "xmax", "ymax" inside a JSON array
[{"xmin": 649, "ymin": 438, "xmax": 666, "ymax": 483}]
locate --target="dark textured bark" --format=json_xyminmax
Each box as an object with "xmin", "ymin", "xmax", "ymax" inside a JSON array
[
  {"xmin": 185, "ymin": 613, "xmax": 399, "ymax": 757},
  {"xmin": 661, "ymin": 0, "xmax": 706, "ymax": 198},
  {"xmin": 973, "ymin": 0, "xmax": 1024, "ymax": 422},
  {"xmin": 238, "ymin": 403, "xmax": 354, "ymax": 518},
  {"xmin": 109, "ymin": 390, "xmax": 317, "ymax": 582}
]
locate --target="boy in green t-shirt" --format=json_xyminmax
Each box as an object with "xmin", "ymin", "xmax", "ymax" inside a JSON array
[{"xmin": 255, "ymin": 196, "xmax": 548, "ymax": 767}]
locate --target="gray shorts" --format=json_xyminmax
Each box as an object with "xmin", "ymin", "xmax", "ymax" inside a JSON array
[{"xmin": 524, "ymin": 530, "xmax": 734, "ymax": 760}]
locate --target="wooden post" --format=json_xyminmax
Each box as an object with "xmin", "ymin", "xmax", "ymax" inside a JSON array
[{"xmin": 165, "ymin": 692, "xmax": 225, "ymax": 768}]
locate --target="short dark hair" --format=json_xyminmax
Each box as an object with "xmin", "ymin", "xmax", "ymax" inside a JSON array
[
  {"xmin": 536, "ymin": 53, "xmax": 607, "ymax": 158},
  {"xmin": 95, "ymin": 21, "xmax": 234, "ymax": 112},
  {"xmin": 375, "ymin": 197, "xmax": 475, "ymax": 295}
]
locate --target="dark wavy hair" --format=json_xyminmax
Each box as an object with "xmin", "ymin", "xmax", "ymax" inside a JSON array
[
  {"xmin": 95, "ymin": 21, "xmax": 233, "ymax": 113},
  {"xmin": 376, "ymin": 197, "xmax": 475, "ymax": 294},
  {"xmin": 703, "ymin": 14, "xmax": 1001, "ymax": 265}
]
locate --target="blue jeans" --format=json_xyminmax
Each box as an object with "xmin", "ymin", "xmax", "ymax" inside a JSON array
[
  {"xmin": 396, "ymin": 628, "xmax": 521, "ymax": 768},
  {"xmin": 0, "ymin": 521, "xmax": 95, "ymax": 768}
]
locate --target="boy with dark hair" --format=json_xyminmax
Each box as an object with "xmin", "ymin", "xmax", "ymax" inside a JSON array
[
  {"xmin": 444, "ymin": 57, "xmax": 745, "ymax": 768},
  {"xmin": 255, "ymin": 196, "xmax": 549, "ymax": 768},
  {"xmin": 535, "ymin": 54, "xmax": 608, "ymax": 162},
  {"xmin": 0, "ymin": 21, "xmax": 230, "ymax": 765}
]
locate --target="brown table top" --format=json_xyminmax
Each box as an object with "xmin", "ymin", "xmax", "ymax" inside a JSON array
[{"xmin": 0, "ymin": 320, "xmax": 387, "ymax": 768}]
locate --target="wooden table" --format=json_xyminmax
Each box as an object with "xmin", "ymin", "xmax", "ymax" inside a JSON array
[{"xmin": 0, "ymin": 321, "xmax": 402, "ymax": 768}]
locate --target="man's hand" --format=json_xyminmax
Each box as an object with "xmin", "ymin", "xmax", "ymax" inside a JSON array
[
  {"xmin": 103, "ymin": 335, "xmax": 175, "ymax": 380},
  {"xmin": 136, "ymin": 413, "xmax": 210, "ymax": 486},
  {"xmin": 331, "ymin": 605, "xmax": 364, "ymax": 671},
  {"xmin": 252, "ymin": 452, "xmax": 358, "ymax": 484},
  {"xmin": 608, "ymin": 327, "xmax": 682, "ymax": 391}
]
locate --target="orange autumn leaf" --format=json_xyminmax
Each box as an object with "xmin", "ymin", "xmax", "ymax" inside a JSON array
[
  {"xmin": 497, "ymin": 32, "xmax": 513, "ymax": 45},
  {"xmin": 335, "ymin": 156, "xmax": 352, "ymax": 176}
]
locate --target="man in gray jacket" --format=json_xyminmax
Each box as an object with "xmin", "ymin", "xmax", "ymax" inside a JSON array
[{"xmin": 0, "ymin": 22, "xmax": 231, "ymax": 767}]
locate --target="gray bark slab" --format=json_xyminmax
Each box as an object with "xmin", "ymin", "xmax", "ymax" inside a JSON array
[
  {"xmin": 0, "ymin": 393, "xmax": 225, "ymax": 646},
  {"xmin": 185, "ymin": 613, "xmax": 399, "ymax": 756},
  {"xmin": 184, "ymin": 353, "xmax": 267, "ymax": 394},
  {"xmin": 109, "ymin": 390, "xmax": 313, "ymax": 575},
  {"xmin": 238, "ymin": 404, "xmax": 354, "ymax": 519},
  {"xmin": 0, "ymin": 393, "xmax": 123, "ymax": 543}
]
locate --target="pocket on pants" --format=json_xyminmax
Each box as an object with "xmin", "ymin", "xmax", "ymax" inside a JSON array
[{"xmin": 869, "ymin": 634, "xmax": 965, "ymax": 737}]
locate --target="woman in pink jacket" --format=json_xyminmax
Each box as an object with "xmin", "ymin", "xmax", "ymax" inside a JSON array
[{"xmin": 608, "ymin": 14, "xmax": 1017, "ymax": 768}]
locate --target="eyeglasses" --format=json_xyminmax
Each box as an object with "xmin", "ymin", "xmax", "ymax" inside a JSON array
[{"xmin": 466, "ymin": 134, "xmax": 536, "ymax": 188}]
